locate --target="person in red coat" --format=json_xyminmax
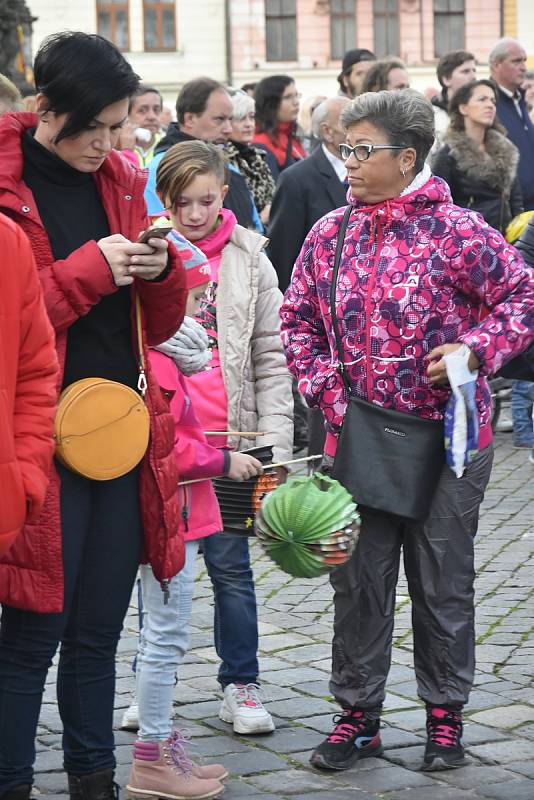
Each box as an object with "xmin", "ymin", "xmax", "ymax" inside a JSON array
[
  {"xmin": 0, "ymin": 33, "xmax": 186, "ymax": 800},
  {"xmin": 0, "ymin": 214, "xmax": 58, "ymax": 558}
]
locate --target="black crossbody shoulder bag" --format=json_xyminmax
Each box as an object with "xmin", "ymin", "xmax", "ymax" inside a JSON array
[{"xmin": 330, "ymin": 206, "xmax": 445, "ymax": 522}]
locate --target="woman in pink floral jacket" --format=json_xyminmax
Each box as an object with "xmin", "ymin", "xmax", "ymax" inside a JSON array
[{"xmin": 280, "ymin": 90, "xmax": 534, "ymax": 775}]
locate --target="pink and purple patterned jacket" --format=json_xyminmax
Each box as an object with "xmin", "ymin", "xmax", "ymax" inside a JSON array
[{"xmin": 280, "ymin": 175, "xmax": 534, "ymax": 454}]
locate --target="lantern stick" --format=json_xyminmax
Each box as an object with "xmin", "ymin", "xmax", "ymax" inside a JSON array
[
  {"xmin": 177, "ymin": 454, "xmax": 322, "ymax": 486},
  {"xmin": 203, "ymin": 431, "xmax": 266, "ymax": 436}
]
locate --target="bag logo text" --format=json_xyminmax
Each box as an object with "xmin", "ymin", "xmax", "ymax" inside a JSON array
[{"xmin": 384, "ymin": 426, "xmax": 406, "ymax": 437}]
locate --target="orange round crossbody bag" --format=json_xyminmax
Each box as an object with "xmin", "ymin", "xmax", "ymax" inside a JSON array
[{"xmin": 54, "ymin": 295, "xmax": 150, "ymax": 480}]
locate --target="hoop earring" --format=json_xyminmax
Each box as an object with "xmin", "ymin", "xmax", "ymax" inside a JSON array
[{"xmin": 401, "ymin": 167, "xmax": 406, "ymax": 178}]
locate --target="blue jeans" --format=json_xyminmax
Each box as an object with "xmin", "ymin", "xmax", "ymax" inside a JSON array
[
  {"xmin": 511, "ymin": 380, "xmax": 534, "ymax": 446},
  {"xmin": 202, "ymin": 532, "xmax": 259, "ymax": 687},
  {"xmin": 0, "ymin": 463, "xmax": 142, "ymax": 791},
  {"xmin": 136, "ymin": 541, "xmax": 199, "ymax": 740}
]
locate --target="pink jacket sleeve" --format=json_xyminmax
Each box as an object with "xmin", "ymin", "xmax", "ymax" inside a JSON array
[
  {"xmin": 280, "ymin": 226, "xmax": 345, "ymax": 413},
  {"xmin": 149, "ymin": 351, "xmax": 225, "ymax": 481},
  {"xmin": 455, "ymin": 230, "xmax": 534, "ymax": 374}
]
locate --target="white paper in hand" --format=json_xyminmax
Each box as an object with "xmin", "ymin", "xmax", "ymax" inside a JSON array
[{"xmin": 443, "ymin": 345, "xmax": 479, "ymax": 478}]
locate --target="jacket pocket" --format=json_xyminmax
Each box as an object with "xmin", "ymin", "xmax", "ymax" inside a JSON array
[{"xmin": 0, "ymin": 461, "xmax": 26, "ymax": 536}]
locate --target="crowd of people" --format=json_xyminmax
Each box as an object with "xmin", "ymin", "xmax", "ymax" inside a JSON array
[{"xmin": 0, "ymin": 28, "xmax": 533, "ymax": 800}]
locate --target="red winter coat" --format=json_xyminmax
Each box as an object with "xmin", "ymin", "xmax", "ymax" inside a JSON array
[
  {"xmin": 0, "ymin": 113, "xmax": 187, "ymax": 612},
  {"xmin": 0, "ymin": 214, "xmax": 58, "ymax": 558}
]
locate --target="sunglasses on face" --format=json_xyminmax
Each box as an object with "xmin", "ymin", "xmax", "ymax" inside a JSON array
[{"xmin": 339, "ymin": 143, "xmax": 407, "ymax": 162}]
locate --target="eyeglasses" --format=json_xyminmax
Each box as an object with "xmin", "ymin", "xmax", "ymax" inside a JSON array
[
  {"xmin": 339, "ymin": 143, "xmax": 407, "ymax": 162},
  {"xmin": 281, "ymin": 92, "xmax": 301, "ymax": 102}
]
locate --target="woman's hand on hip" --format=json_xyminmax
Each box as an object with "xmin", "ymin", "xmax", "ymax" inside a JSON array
[
  {"xmin": 98, "ymin": 235, "xmax": 169, "ymax": 285},
  {"xmin": 426, "ymin": 343, "xmax": 480, "ymax": 385}
]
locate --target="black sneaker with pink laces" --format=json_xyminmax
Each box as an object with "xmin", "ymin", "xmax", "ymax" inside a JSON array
[
  {"xmin": 310, "ymin": 709, "xmax": 383, "ymax": 770},
  {"xmin": 423, "ymin": 705, "xmax": 467, "ymax": 770}
]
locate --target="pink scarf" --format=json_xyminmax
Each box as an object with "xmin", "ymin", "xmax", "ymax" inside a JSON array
[{"xmin": 196, "ymin": 208, "xmax": 237, "ymax": 260}]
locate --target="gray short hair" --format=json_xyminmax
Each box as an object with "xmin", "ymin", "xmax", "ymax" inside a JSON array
[
  {"xmin": 524, "ymin": 69, "xmax": 534, "ymax": 81},
  {"xmin": 341, "ymin": 89, "xmax": 435, "ymax": 172},
  {"xmin": 311, "ymin": 100, "xmax": 330, "ymax": 140},
  {"xmin": 489, "ymin": 38, "xmax": 521, "ymax": 66},
  {"xmin": 228, "ymin": 88, "xmax": 255, "ymax": 120}
]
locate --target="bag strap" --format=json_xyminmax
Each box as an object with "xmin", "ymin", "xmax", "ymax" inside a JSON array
[
  {"xmin": 329, "ymin": 205, "xmax": 353, "ymax": 392},
  {"xmin": 135, "ymin": 294, "xmax": 147, "ymax": 398}
]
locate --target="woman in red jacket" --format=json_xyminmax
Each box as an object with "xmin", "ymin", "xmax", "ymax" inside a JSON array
[
  {"xmin": 0, "ymin": 214, "xmax": 58, "ymax": 559},
  {"xmin": 252, "ymin": 75, "xmax": 306, "ymax": 180},
  {"xmin": 0, "ymin": 33, "xmax": 186, "ymax": 800}
]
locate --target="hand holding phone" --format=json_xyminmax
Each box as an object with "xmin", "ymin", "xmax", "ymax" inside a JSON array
[{"xmin": 137, "ymin": 225, "xmax": 170, "ymax": 244}]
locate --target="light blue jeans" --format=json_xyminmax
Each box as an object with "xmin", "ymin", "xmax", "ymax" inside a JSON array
[{"xmin": 136, "ymin": 540, "xmax": 199, "ymax": 741}]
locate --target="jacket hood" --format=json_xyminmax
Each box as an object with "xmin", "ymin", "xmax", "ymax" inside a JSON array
[
  {"xmin": 154, "ymin": 123, "xmax": 195, "ymax": 156},
  {"xmin": 230, "ymin": 220, "xmax": 269, "ymax": 257},
  {"xmin": 443, "ymin": 128, "xmax": 519, "ymax": 193},
  {"xmin": 0, "ymin": 111, "xmax": 146, "ymax": 204},
  {"xmin": 431, "ymin": 93, "xmax": 448, "ymax": 111},
  {"xmin": 348, "ymin": 173, "xmax": 452, "ymax": 222}
]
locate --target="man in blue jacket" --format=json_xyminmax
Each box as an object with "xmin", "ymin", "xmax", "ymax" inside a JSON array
[{"xmin": 490, "ymin": 38, "xmax": 534, "ymax": 210}]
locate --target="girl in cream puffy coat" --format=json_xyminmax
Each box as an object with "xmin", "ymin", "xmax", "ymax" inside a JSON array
[{"xmin": 127, "ymin": 139, "xmax": 293, "ymax": 800}]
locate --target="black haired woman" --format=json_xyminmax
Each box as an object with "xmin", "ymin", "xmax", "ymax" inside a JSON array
[
  {"xmin": 0, "ymin": 32, "xmax": 187, "ymax": 800},
  {"xmin": 252, "ymin": 74, "xmax": 306, "ymax": 179},
  {"xmin": 432, "ymin": 79, "xmax": 523, "ymax": 232}
]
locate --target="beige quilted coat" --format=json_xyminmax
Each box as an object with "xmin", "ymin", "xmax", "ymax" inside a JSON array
[{"xmin": 216, "ymin": 224, "xmax": 293, "ymax": 463}]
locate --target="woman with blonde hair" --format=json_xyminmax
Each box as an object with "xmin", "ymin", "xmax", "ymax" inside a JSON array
[{"xmin": 226, "ymin": 88, "xmax": 275, "ymax": 225}]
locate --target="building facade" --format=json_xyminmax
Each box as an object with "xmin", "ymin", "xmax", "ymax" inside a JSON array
[
  {"xmin": 23, "ymin": 0, "xmax": 534, "ymax": 102},
  {"xmin": 26, "ymin": 0, "xmax": 228, "ymax": 101},
  {"xmin": 230, "ymin": 0, "xmax": 505, "ymax": 94}
]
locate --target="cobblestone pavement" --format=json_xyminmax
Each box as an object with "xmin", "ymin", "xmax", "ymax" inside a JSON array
[{"xmin": 35, "ymin": 433, "xmax": 533, "ymax": 799}]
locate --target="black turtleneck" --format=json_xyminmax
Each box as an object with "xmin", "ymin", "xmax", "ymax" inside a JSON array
[{"xmin": 22, "ymin": 130, "xmax": 138, "ymax": 390}]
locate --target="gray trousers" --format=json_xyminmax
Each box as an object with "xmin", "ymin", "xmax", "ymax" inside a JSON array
[{"xmin": 328, "ymin": 445, "xmax": 493, "ymax": 710}]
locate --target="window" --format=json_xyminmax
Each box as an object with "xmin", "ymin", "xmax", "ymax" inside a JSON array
[
  {"xmin": 143, "ymin": 0, "xmax": 176, "ymax": 51},
  {"xmin": 265, "ymin": 0, "xmax": 297, "ymax": 61},
  {"xmin": 433, "ymin": 0, "xmax": 465, "ymax": 57},
  {"xmin": 331, "ymin": 0, "xmax": 356, "ymax": 61},
  {"xmin": 373, "ymin": 0, "xmax": 399, "ymax": 57},
  {"xmin": 97, "ymin": 1, "xmax": 129, "ymax": 50}
]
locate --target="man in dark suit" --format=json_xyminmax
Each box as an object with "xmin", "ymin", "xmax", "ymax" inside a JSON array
[
  {"xmin": 268, "ymin": 96, "xmax": 349, "ymax": 293},
  {"xmin": 268, "ymin": 97, "xmax": 349, "ymax": 453},
  {"xmin": 490, "ymin": 38, "xmax": 534, "ymax": 209}
]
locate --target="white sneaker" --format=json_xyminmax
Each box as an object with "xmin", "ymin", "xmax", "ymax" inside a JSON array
[
  {"xmin": 495, "ymin": 414, "xmax": 514, "ymax": 433},
  {"xmin": 120, "ymin": 702, "xmax": 139, "ymax": 731},
  {"xmin": 219, "ymin": 683, "xmax": 275, "ymax": 734}
]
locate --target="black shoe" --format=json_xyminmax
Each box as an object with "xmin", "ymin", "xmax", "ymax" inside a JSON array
[
  {"xmin": 423, "ymin": 705, "xmax": 467, "ymax": 771},
  {"xmin": 310, "ymin": 709, "xmax": 383, "ymax": 770},
  {"xmin": 67, "ymin": 770, "xmax": 118, "ymax": 800},
  {"xmin": 0, "ymin": 786, "xmax": 32, "ymax": 800}
]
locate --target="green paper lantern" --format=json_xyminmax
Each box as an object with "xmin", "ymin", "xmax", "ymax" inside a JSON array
[{"xmin": 255, "ymin": 473, "xmax": 360, "ymax": 578}]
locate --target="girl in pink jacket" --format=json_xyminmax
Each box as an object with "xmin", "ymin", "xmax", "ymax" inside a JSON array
[{"xmin": 127, "ymin": 233, "xmax": 262, "ymax": 800}]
